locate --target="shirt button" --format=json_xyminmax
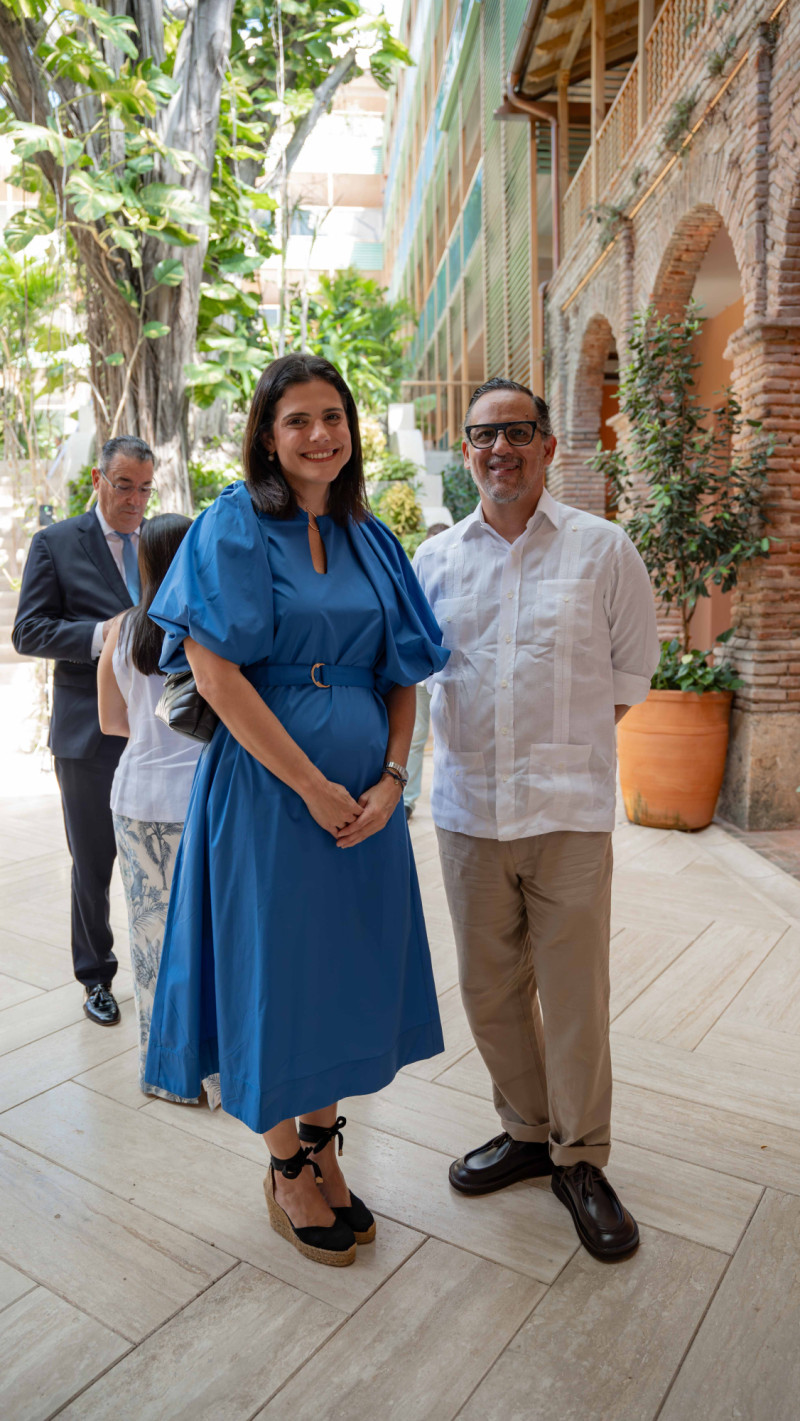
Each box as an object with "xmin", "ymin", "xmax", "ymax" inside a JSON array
[
  {"xmin": 563, "ymin": 595, "xmax": 570, "ymax": 602},
  {"xmin": 501, "ymin": 679, "xmax": 508, "ymax": 688},
  {"xmin": 507, "ymin": 591, "xmax": 513, "ymax": 599},
  {"xmin": 505, "ymin": 634, "xmax": 511, "ymax": 643},
  {"xmin": 446, "ymin": 615, "xmax": 452, "ymax": 622},
  {"xmin": 502, "ymin": 774, "xmax": 509, "ymax": 783},
  {"xmin": 501, "ymin": 727, "xmax": 508, "ymax": 735}
]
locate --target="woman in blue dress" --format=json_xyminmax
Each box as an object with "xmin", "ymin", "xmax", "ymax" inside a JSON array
[{"xmin": 145, "ymin": 353, "xmax": 448, "ymax": 1268}]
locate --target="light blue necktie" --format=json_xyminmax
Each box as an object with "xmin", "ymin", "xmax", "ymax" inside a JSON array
[{"xmin": 118, "ymin": 531, "xmax": 140, "ymax": 602}]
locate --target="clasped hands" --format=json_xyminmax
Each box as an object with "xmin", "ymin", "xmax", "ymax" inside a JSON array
[{"xmin": 304, "ymin": 772, "xmax": 403, "ymax": 848}]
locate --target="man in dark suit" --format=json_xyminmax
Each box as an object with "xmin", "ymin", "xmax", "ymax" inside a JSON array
[{"xmin": 12, "ymin": 435, "xmax": 155, "ymax": 1024}]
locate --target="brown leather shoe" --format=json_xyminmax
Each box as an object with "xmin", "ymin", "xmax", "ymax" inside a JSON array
[
  {"xmin": 551, "ymin": 1161, "xmax": 639, "ymax": 1259},
  {"xmin": 449, "ymin": 1132, "xmax": 552, "ymax": 1195}
]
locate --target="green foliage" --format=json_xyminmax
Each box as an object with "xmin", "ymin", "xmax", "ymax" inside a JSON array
[
  {"xmin": 66, "ymin": 464, "xmax": 95, "ymax": 518},
  {"xmin": 367, "ymin": 452, "xmax": 421, "ymax": 485},
  {"xmin": 442, "ymin": 456, "xmax": 477, "ymax": 524},
  {"xmin": 707, "ymin": 32, "xmax": 738, "ymax": 77},
  {"xmin": 590, "ymin": 303, "xmax": 775, "ymax": 661},
  {"xmin": 373, "ymin": 480, "xmax": 423, "ymax": 536},
  {"xmin": 0, "ymin": 240, "xmax": 84, "ymax": 471},
  {"xmin": 652, "ymin": 634, "xmax": 743, "ymax": 693},
  {"xmin": 289, "ymin": 268, "xmax": 413, "ymax": 412},
  {"xmin": 660, "ymin": 91, "xmax": 699, "ymax": 153},
  {"xmin": 587, "ymin": 202, "xmax": 625, "ymax": 250},
  {"xmin": 188, "ymin": 456, "xmax": 240, "ymax": 511}
]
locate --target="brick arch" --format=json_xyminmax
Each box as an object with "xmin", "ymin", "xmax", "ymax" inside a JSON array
[
  {"xmin": 650, "ymin": 204, "xmax": 725, "ymax": 319},
  {"xmin": 774, "ymin": 177, "xmax": 800, "ymax": 317},
  {"xmin": 570, "ymin": 313, "xmax": 618, "ymax": 458}
]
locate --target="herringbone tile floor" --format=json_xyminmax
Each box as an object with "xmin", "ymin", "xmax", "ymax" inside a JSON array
[{"xmin": 1, "ymin": 709, "xmax": 798, "ymax": 1418}]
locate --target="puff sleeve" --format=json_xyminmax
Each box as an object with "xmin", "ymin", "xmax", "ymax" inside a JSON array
[
  {"xmin": 149, "ymin": 482, "xmax": 273, "ymax": 673},
  {"xmin": 348, "ymin": 516, "xmax": 450, "ymax": 694}
]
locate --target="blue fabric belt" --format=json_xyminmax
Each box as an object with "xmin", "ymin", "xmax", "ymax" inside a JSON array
[{"xmin": 249, "ymin": 662, "xmax": 377, "ymax": 690}]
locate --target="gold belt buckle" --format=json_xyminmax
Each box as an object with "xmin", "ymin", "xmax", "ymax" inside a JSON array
[{"xmin": 310, "ymin": 662, "xmax": 330, "ymax": 689}]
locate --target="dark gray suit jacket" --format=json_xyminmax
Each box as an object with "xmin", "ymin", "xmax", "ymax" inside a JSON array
[{"xmin": 12, "ymin": 511, "xmax": 136, "ymax": 758}]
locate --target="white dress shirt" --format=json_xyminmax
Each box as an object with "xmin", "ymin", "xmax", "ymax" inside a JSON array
[
  {"xmin": 413, "ymin": 487, "xmax": 660, "ymax": 841},
  {"xmin": 90, "ymin": 505, "xmax": 142, "ymax": 660}
]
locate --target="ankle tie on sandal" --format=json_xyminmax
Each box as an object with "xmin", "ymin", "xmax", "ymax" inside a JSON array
[
  {"xmin": 298, "ymin": 1115, "xmax": 347, "ymax": 1158},
  {"xmin": 269, "ymin": 1144, "xmax": 324, "ymax": 1185}
]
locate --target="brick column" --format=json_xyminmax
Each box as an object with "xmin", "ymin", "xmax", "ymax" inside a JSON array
[{"xmin": 718, "ymin": 318, "xmax": 800, "ymax": 828}]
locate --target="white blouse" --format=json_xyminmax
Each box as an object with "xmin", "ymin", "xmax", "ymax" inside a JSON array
[
  {"xmin": 110, "ymin": 624, "xmax": 203, "ymax": 823},
  {"xmin": 413, "ymin": 487, "xmax": 660, "ymax": 841}
]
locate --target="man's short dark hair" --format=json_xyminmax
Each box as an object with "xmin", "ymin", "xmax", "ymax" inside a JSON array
[
  {"xmin": 464, "ymin": 377, "xmax": 553, "ymax": 439},
  {"xmin": 100, "ymin": 435, "xmax": 155, "ymax": 473}
]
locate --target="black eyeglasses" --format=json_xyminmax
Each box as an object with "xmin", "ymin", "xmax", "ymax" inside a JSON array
[
  {"xmin": 99, "ymin": 469, "xmax": 156, "ymax": 501},
  {"xmin": 464, "ymin": 420, "xmax": 538, "ymax": 450}
]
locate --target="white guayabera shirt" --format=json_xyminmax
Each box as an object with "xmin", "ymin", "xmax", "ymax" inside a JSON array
[{"xmin": 413, "ymin": 487, "xmax": 660, "ymax": 841}]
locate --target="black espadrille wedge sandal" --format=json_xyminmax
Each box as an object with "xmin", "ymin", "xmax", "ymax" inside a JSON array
[
  {"xmin": 264, "ymin": 1144, "xmax": 356, "ymax": 1267},
  {"xmin": 297, "ymin": 1116, "xmax": 377, "ymax": 1244}
]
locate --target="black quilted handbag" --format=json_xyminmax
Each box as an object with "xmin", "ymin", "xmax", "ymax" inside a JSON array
[{"xmin": 154, "ymin": 670, "xmax": 219, "ymax": 743}]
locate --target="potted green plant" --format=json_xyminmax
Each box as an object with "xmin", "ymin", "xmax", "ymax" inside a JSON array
[{"xmin": 590, "ymin": 302, "xmax": 774, "ymax": 830}]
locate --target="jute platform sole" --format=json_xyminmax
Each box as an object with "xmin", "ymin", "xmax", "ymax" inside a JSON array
[
  {"xmin": 351, "ymin": 1218, "xmax": 376, "ymax": 1245},
  {"xmin": 263, "ymin": 1175, "xmax": 357, "ymax": 1267}
]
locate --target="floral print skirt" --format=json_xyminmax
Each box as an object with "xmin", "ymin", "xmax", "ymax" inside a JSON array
[{"xmin": 113, "ymin": 813, "xmax": 220, "ymax": 1108}]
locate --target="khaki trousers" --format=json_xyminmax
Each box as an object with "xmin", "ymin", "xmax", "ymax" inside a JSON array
[{"xmin": 436, "ymin": 828, "xmax": 613, "ymax": 1168}]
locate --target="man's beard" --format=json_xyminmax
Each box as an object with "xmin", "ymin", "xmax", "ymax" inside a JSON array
[{"xmin": 478, "ymin": 466, "xmax": 531, "ymax": 504}]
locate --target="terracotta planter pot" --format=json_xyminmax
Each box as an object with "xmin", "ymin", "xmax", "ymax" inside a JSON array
[{"xmin": 617, "ymin": 689, "xmax": 733, "ymax": 832}]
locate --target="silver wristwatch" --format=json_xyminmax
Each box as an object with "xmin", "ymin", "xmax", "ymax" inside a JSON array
[{"xmin": 383, "ymin": 760, "xmax": 409, "ymax": 788}]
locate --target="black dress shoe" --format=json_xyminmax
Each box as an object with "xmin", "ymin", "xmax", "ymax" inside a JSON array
[
  {"xmin": 551, "ymin": 1161, "xmax": 639, "ymax": 1259},
  {"xmin": 449, "ymin": 1132, "xmax": 552, "ymax": 1195},
  {"xmin": 83, "ymin": 983, "xmax": 120, "ymax": 1026}
]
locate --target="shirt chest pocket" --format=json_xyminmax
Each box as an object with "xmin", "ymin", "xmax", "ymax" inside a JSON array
[{"xmin": 534, "ymin": 579, "xmax": 596, "ymax": 644}]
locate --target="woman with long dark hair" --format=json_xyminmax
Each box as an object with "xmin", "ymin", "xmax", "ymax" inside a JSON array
[
  {"xmin": 98, "ymin": 514, "xmax": 219, "ymax": 1107},
  {"xmin": 144, "ymin": 354, "xmax": 448, "ymax": 1267}
]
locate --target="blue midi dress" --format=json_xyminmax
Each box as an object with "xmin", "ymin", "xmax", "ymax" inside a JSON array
[{"xmin": 144, "ymin": 481, "xmax": 449, "ymax": 1134}]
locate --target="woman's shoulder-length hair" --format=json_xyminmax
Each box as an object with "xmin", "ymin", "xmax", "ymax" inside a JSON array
[{"xmin": 242, "ymin": 352, "xmax": 369, "ymax": 525}]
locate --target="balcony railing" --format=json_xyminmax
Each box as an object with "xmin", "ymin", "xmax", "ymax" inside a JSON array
[
  {"xmin": 647, "ymin": 0, "xmax": 707, "ymax": 113},
  {"xmin": 562, "ymin": 145, "xmax": 594, "ymax": 255},
  {"xmin": 596, "ymin": 61, "xmax": 639, "ymax": 200},
  {"xmin": 560, "ymin": 0, "xmax": 712, "ymax": 257}
]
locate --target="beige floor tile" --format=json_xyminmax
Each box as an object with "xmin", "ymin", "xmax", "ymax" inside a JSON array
[
  {"xmin": 613, "ymin": 1082, "xmax": 800, "ymax": 1195},
  {"xmin": 436, "ymin": 1047, "xmax": 492, "ymax": 1100},
  {"xmin": 325, "ymin": 1118, "xmax": 577, "ymax": 1283},
  {"xmin": 612, "ymin": 866, "xmax": 785, "ymax": 931},
  {"xmin": 0, "ymin": 930, "xmax": 75, "ymax": 989},
  {"xmin": 612, "ymin": 921, "xmax": 785, "ymax": 1049},
  {"xmin": 459, "ymin": 1226, "xmax": 726, "ymax": 1421},
  {"xmin": 57, "ymin": 1264, "xmax": 343, "ymax": 1421},
  {"xmin": 0, "ymin": 973, "xmax": 44, "ymax": 1010},
  {"xmin": 343, "ymin": 1068, "xmax": 498, "ymax": 1159},
  {"xmin": 140, "ymin": 1095, "xmax": 270, "ymax": 1161},
  {"xmin": 0, "ymin": 1286, "xmax": 128, "ymax": 1421},
  {"xmin": 621, "ymin": 834, "xmax": 712, "ymax": 876},
  {"xmin": 0, "ymin": 1258, "xmax": 36, "ymax": 1311},
  {"xmin": 76, "ymin": 1044, "xmax": 155, "ymax": 1110},
  {"xmin": 705, "ymin": 837, "xmax": 787, "ymax": 880},
  {"xmin": 0, "ymin": 975, "xmax": 134, "ymax": 1057},
  {"xmin": 610, "ymin": 823, "xmax": 671, "ymax": 866},
  {"xmin": 718, "ymin": 927, "xmax": 800, "ymax": 1033},
  {"xmin": 610, "ymin": 925, "xmax": 699, "ymax": 1019},
  {"xmin": 695, "ymin": 1019, "xmax": 800, "ymax": 1077},
  {"xmin": 0, "ymin": 1137, "xmax": 235, "ymax": 1341},
  {"xmin": 403, "ymin": 981, "xmax": 474, "ymax": 1081},
  {"xmin": 257, "ymin": 1238, "xmax": 543, "ymax": 1421},
  {"xmin": 0, "ymin": 1013, "xmax": 138, "ymax": 1112},
  {"xmin": 661, "ymin": 1191, "xmax": 800, "ymax": 1421},
  {"xmin": 3, "ymin": 903, "xmax": 130, "ymax": 953},
  {"xmin": 611, "ymin": 1031, "xmax": 800, "ymax": 1132},
  {"xmin": 757, "ymin": 870, "xmax": 800, "ymax": 924},
  {"xmin": 605, "ymin": 1139, "xmax": 761, "ymax": 1254},
  {"xmin": 0, "ymin": 1083, "xmax": 425, "ymax": 1313}
]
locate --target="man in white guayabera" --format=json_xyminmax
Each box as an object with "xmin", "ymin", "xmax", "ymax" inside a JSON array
[{"xmin": 413, "ymin": 377, "xmax": 659, "ymax": 1260}]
